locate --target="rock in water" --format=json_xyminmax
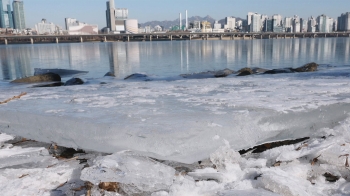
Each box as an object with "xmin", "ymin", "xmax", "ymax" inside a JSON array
[
  {"xmin": 32, "ymin": 82, "xmax": 64, "ymax": 88},
  {"xmin": 237, "ymin": 68, "xmax": 253, "ymax": 76},
  {"xmin": 104, "ymin": 72, "xmax": 115, "ymax": 77},
  {"xmin": 294, "ymin": 62, "xmax": 319, "ymax": 72},
  {"xmin": 34, "ymin": 68, "xmax": 88, "ymax": 77},
  {"xmin": 264, "ymin": 68, "xmax": 294, "ymax": 74},
  {"xmin": 214, "ymin": 68, "xmax": 234, "ymax": 78},
  {"xmin": 124, "ymin": 73, "xmax": 149, "ymax": 80},
  {"xmin": 11, "ymin": 73, "xmax": 61, "ymax": 83},
  {"xmin": 64, "ymin": 78, "xmax": 84, "ymax": 86}
]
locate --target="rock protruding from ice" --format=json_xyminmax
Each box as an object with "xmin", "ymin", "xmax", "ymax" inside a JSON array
[
  {"xmin": 124, "ymin": 73, "xmax": 151, "ymax": 81},
  {"xmin": 294, "ymin": 62, "xmax": 319, "ymax": 72},
  {"xmin": 10, "ymin": 73, "xmax": 61, "ymax": 83},
  {"xmin": 214, "ymin": 68, "xmax": 234, "ymax": 78},
  {"xmin": 64, "ymin": 78, "xmax": 84, "ymax": 86},
  {"xmin": 34, "ymin": 68, "xmax": 88, "ymax": 77},
  {"xmin": 237, "ymin": 67, "xmax": 254, "ymax": 76},
  {"xmin": 81, "ymin": 151, "xmax": 175, "ymax": 195}
]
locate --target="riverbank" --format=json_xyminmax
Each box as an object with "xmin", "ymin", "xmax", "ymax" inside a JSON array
[{"xmin": 1, "ymin": 32, "xmax": 349, "ymax": 45}]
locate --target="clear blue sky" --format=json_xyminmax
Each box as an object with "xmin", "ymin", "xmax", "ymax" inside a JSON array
[{"xmin": 18, "ymin": 0, "xmax": 350, "ymax": 28}]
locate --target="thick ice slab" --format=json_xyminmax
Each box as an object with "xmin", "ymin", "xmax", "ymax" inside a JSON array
[{"xmin": 1, "ymin": 70, "xmax": 350, "ymax": 163}]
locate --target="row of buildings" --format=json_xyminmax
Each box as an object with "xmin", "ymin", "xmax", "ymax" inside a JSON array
[
  {"xmin": 175, "ymin": 12, "xmax": 350, "ymax": 34},
  {"xmin": 247, "ymin": 12, "xmax": 344, "ymax": 33},
  {"xmin": 0, "ymin": 0, "xmax": 25, "ymax": 31}
]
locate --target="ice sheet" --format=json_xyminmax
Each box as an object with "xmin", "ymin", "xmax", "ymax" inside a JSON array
[{"xmin": 1, "ymin": 69, "xmax": 350, "ymax": 163}]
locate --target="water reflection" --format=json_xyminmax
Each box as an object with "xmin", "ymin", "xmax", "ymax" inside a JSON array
[{"xmin": 0, "ymin": 38, "xmax": 349, "ymax": 80}]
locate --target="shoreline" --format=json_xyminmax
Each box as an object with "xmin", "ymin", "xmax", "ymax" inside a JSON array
[{"xmin": 1, "ymin": 32, "xmax": 349, "ymax": 45}]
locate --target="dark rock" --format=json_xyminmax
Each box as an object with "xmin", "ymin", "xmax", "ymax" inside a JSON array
[
  {"xmin": 323, "ymin": 173, "xmax": 340, "ymax": 182},
  {"xmin": 104, "ymin": 72, "xmax": 115, "ymax": 77},
  {"xmin": 32, "ymin": 82, "xmax": 64, "ymax": 88},
  {"xmin": 239, "ymin": 137, "xmax": 310, "ymax": 155},
  {"xmin": 124, "ymin": 73, "xmax": 149, "ymax": 80},
  {"xmin": 237, "ymin": 68, "xmax": 254, "ymax": 76},
  {"xmin": 214, "ymin": 68, "xmax": 234, "ymax": 78},
  {"xmin": 98, "ymin": 182, "xmax": 119, "ymax": 192},
  {"xmin": 11, "ymin": 73, "xmax": 61, "ymax": 83},
  {"xmin": 293, "ymin": 62, "xmax": 319, "ymax": 72},
  {"xmin": 64, "ymin": 78, "xmax": 84, "ymax": 86},
  {"xmin": 264, "ymin": 68, "xmax": 294, "ymax": 74},
  {"xmin": 252, "ymin": 68, "xmax": 270, "ymax": 74},
  {"xmin": 34, "ymin": 68, "xmax": 88, "ymax": 77},
  {"xmin": 180, "ymin": 71, "xmax": 216, "ymax": 79}
]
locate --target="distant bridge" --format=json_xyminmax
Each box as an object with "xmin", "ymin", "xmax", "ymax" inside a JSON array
[{"xmin": 0, "ymin": 32, "xmax": 350, "ymax": 44}]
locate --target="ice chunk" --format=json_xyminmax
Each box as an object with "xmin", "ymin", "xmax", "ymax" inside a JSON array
[
  {"xmin": 0, "ymin": 161, "xmax": 82, "ymax": 196},
  {"xmin": 169, "ymin": 174, "xmax": 224, "ymax": 196},
  {"xmin": 218, "ymin": 189, "xmax": 280, "ymax": 196},
  {"xmin": 210, "ymin": 140, "xmax": 241, "ymax": 170},
  {"xmin": 0, "ymin": 133, "xmax": 14, "ymax": 147},
  {"xmin": 209, "ymin": 140, "xmax": 244, "ymax": 182},
  {"xmin": 257, "ymin": 168, "xmax": 315, "ymax": 196},
  {"xmin": 81, "ymin": 151, "xmax": 175, "ymax": 194},
  {"xmin": 187, "ymin": 168, "xmax": 224, "ymax": 182}
]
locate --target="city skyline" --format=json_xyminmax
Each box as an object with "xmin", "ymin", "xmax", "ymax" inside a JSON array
[{"xmin": 21, "ymin": 0, "xmax": 350, "ymax": 29}]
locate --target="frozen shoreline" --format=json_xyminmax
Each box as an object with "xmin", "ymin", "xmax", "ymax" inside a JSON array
[
  {"xmin": 2, "ymin": 65, "xmax": 350, "ymax": 195},
  {"xmin": 1, "ymin": 116, "xmax": 350, "ymax": 196},
  {"xmin": 2, "ymin": 67, "xmax": 350, "ymax": 163}
]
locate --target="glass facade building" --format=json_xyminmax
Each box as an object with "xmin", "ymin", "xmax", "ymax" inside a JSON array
[
  {"xmin": 12, "ymin": 0, "xmax": 25, "ymax": 30},
  {"xmin": 0, "ymin": 0, "xmax": 14, "ymax": 28}
]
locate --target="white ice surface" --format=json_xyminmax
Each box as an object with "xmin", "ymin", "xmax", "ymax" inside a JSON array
[
  {"xmin": 1, "ymin": 70, "xmax": 350, "ymax": 163},
  {"xmin": 0, "ymin": 133, "xmax": 85, "ymax": 196}
]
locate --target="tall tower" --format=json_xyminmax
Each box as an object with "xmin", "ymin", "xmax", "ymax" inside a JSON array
[
  {"xmin": 12, "ymin": 0, "xmax": 26, "ymax": 30},
  {"xmin": 185, "ymin": 10, "xmax": 188, "ymax": 30},
  {"xmin": 0, "ymin": 0, "xmax": 5, "ymax": 28},
  {"xmin": 106, "ymin": 0, "xmax": 116, "ymax": 31},
  {"xmin": 179, "ymin": 13, "xmax": 182, "ymax": 30}
]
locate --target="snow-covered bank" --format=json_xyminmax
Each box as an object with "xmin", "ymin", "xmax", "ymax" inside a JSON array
[
  {"xmin": 1, "ymin": 68, "xmax": 350, "ymax": 163},
  {"xmin": 1, "ymin": 116, "xmax": 350, "ymax": 195}
]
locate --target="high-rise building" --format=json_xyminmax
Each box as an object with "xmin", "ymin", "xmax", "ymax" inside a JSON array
[
  {"xmin": 300, "ymin": 18, "xmax": 307, "ymax": 32},
  {"xmin": 284, "ymin": 17, "xmax": 292, "ymax": 28},
  {"xmin": 225, "ymin": 17, "xmax": 236, "ymax": 30},
  {"xmin": 0, "ymin": 0, "xmax": 5, "ymax": 28},
  {"xmin": 250, "ymin": 13, "xmax": 261, "ymax": 32},
  {"xmin": 0, "ymin": 0, "xmax": 14, "ymax": 28},
  {"xmin": 337, "ymin": 12, "xmax": 350, "ymax": 31},
  {"xmin": 106, "ymin": 0, "xmax": 116, "ymax": 31},
  {"xmin": 292, "ymin": 15, "xmax": 300, "ymax": 33},
  {"xmin": 272, "ymin": 14, "xmax": 283, "ymax": 26},
  {"xmin": 307, "ymin": 16, "xmax": 317, "ymax": 32},
  {"xmin": 35, "ymin": 19, "xmax": 56, "ymax": 35},
  {"xmin": 263, "ymin": 19, "xmax": 273, "ymax": 32},
  {"xmin": 317, "ymin": 14, "xmax": 333, "ymax": 33},
  {"xmin": 12, "ymin": 0, "xmax": 25, "ymax": 30},
  {"xmin": 247, "ymin": 12, "xmax": 254, "ymax": 30}
]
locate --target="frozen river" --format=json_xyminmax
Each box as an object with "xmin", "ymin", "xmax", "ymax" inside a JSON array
[{"xmin": 1, "ymin": 38, "xmax": 350, "ymax": 164}]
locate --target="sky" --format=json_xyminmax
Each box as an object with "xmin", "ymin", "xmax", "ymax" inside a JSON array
[{"xmin": 12, "ymin": 0, "xmax": 350, "ymax": 29}]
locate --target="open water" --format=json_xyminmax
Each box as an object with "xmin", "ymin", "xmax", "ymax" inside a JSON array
[{"xmin": 0, "ymin": 38, "xmax": 350, "ymax": 81}]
